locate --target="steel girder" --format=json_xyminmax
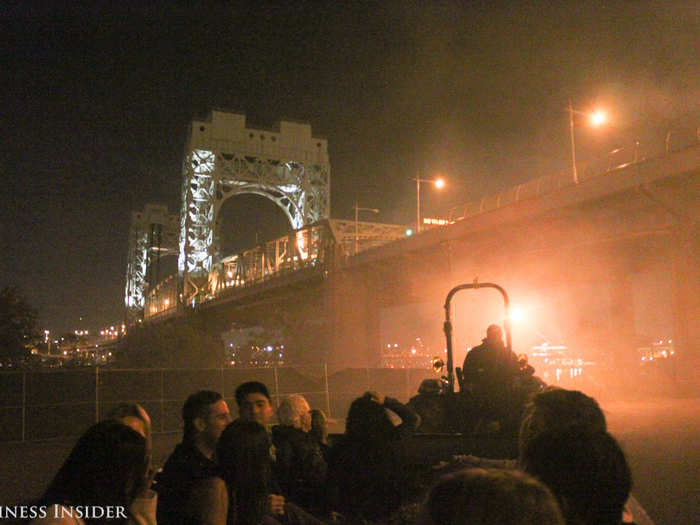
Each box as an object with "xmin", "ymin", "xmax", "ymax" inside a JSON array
[
  {"xmin": 179, "ymin": 150, "xmax": 330, "ymax": 305},
  {"xmin": 328, "ymin": 219, "xmax": 408, "ymax": 256},
  {"xmin": 125, "ymin": 205, "xmax": 179, "ymax": 323},
  {"xmin": 124, "ymin": 225, "xmax": 149, "ymax": 321}
]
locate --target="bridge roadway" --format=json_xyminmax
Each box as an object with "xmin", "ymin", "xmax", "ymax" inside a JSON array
[{"xmin": 145, "ymin": 145, "xmax": 700, "ymax": 369}]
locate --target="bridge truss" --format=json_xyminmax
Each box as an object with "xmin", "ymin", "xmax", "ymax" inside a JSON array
[
  {"xmin": 144, "ymin": 218, "xmax": 409, "ymax": 319},
  {"xmin": 124, "ymin": 204, "xmax": 178, "ymax": 323},
  {"xmin": 179, "ymin": 111, "xmax": 330, "ymax": 305}
]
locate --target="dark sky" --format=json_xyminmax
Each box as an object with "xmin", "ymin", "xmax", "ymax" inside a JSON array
[{"xmin": 1, "ymin": 1, "xmax": 697, "ymax": 334}]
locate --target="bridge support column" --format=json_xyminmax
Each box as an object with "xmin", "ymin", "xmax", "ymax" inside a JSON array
[
  {"xmin": 325, "ymin": 271, "xmax": 381, "ymax": 369},
  {"xmin": 670, "ymin": 224, "xmax": 700, "ymax": 383},
  {"xmin": 607, "ymin": 264, "xmax": 638, "ymax": 386}
]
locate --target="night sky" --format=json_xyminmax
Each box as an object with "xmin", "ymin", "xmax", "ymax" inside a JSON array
[{"xmin": 1, "ymin": 1, "xmax": 697, "ymax": 334}]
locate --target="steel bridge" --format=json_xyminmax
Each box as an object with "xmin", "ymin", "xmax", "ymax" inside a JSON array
[
  {"xmin": 125, "ymin": 111, "xmax": 699, "ymax": 371},
  {"xmin": 141, "ymin": 218, "xmax": 408, "ymax": 320}
]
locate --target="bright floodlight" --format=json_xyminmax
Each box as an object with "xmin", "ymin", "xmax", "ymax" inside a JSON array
[
  {"xmin": 509, "ymin": 306, "xmax": 525, "ymax": 323},
  {"xmin": 590, "ymin": 109, "xmax": 607, "ymax": 127},
  {"xmin": 434, "ymin": 178, "xmax": 445, "ymax": 189}
]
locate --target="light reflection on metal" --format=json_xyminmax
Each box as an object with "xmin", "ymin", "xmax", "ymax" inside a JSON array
[
  {"xmin": 207, "ymin": 221, "xmax": 333, "ymax": 298},
  {"xmin": 147, "ymin": 216, "xmax": 412, "ymax": 317},
  {"xmin": 296, "ymin": 230, "xmax": 309, "ymax": 260},
  {"xmin": 125, "ymin": 204, "xmax": 179, "ymax": 324},
  {"xmin": 144, "ymin": 274, "xmax": 178, "ymax": 320},
  {"xmin": 178, "ymin": 111, "xmax": 330, "ymax": 306},
  {"xmin": 179, "ymin": 148, "xmax": 216, "ymax": 278}
]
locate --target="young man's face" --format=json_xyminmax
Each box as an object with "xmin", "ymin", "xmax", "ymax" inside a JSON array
[
  {"xmin": 200, "ymin": 399, "xmax": 232, "ymax": 446},
  {"xmin": 239, "ymin": 392, "xmax": 274, "ymax": 426}
]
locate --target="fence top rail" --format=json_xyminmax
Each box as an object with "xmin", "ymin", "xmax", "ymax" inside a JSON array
[{"xmin": 0, "ymin": 365, "xmax": 334, "ymax": 374}]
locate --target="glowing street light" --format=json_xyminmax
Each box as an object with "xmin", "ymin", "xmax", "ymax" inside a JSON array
[
  {"xmin": 590, "ymin": 109, "xmax": 607, "ymax": 127},
  {"xmin": 412, "ymin": 175, "xmax": 445, "ymax": 233},
  {"xmin": 568, "ymin": 99, "xmax": 609, "ymax": 184}
]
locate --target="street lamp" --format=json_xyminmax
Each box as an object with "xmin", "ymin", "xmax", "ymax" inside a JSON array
[
  {"xmin": 412, "ymin": 175, "xmax": 445, "ymax": 233},
  {"xmin": 568, "ymin": 99, "xmax": 608, "ymax": 184},
  {"xmin": 354, "ymin": 202, "xmax": 380, "ymax": 255}
]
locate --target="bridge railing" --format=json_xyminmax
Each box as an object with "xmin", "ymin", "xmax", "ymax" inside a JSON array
[
  {"xmin": 0, "ymin": 366, "xmax": 438, "ymax": 442},
  {"xmin": 446, "ymin": 121, "xmax": 699, "ymax": 223},
  {"xmin": 207, "ymin": 222, "xmax": 335, "ymax": 299},
  {"xmin": 144, "ymin": 274, "xmax": 178, "ymax": 319}
]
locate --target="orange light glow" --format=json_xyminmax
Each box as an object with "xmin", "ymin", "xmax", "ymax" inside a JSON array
[
  {"xmin": 508, "ymin": 306, "xmax": 525, "ymax": 323},
  {"xmin": 296, "ymin": 231, "xmax": 309, "ymax": 260},
  {"xmin": 590, "ymin": 110, "xmax": 607, "ymax": 127}
]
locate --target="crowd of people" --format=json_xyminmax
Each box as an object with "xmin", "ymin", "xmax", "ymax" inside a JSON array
[{"xmin": 26, "ymin": 359, "xmax": 643, "ymax": 525}]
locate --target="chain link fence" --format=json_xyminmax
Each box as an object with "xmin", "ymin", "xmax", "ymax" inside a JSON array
[{"xmin": 0, "ymin": 366, "xmax": 437, "ymax": 442}]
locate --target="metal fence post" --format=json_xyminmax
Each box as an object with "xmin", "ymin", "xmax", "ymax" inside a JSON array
[
  {"xmin": 405, "ymin": 368, "xmax": 410, "ymax": 402},
  {"xmin": 95, "ymin": 367, "xmax": 100, "ymax": 423},
  {"xmin": 323, "ymin": 363, "xmax": 331, "ymax": 417},
  {"xmin": 273, "ymin": 366, "xmax": 280, "ymax": 406},
  {"xmin": 160, "ymin": 369, "xmax": 165, "ymax": 433},
  {"xmin": 21, "ymin": 372, "xmax": 26, "ymax": 442}
]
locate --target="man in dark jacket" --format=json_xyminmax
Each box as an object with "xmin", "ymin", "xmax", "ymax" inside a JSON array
[
  {"xmin": 155, "ymin": 390, "xmax": 232, "ymax": 525},
  {"xmin": 462, "ymin": 324, "xmax": 518, "ymax": 388}
]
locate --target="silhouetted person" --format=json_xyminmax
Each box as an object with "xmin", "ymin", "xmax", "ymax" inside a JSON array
[
  {"xmin": 461, "ymin": 324, "xmax": 519, "ymax": 430},
  {"xmin": 272, "ymin": 395, "xmax": 327, "ymax": 512},
  {"xmin": 521, "ymin": 428, "xmax": 632, "ymax": 525},
  {"xmin": 308, "ymin": 409, "xmax": 330, "ymax": 462},
  {"xmin": 192, "ymin": 420, "xmax": 323, "ymax": 525},
  {"xmin": 462, "ymin": 324, "xmax": 518, "ymax": 388},
  {"xmin": 419, "ymin": 468, "xmax": 564, "ymax": 525},
  {"xmin": 155, "ymin": 391, "xmax": 232, "ymax": 525},
  {"xmin": 327, "ymin": 391, "xmax": 420, "ymax": 522},
  {"xmin": 408, "ymin": 379, "xmax": 447, "ymax": 433},
  {"xmin": 31, "ymin": 420, "xmax": 152, "ymax": 525}
]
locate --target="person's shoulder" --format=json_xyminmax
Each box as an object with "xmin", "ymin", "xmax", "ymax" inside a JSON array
[
  {"xmin": 200, "ymin": 476, "xmax": 227, "ymax": 493},
  {"xmin": 192, "ymin": 475, "xmax": 228, "ymax": 505},
  {"xmin": 467, "ymin": 343, "xmax": 487, "ymax": 354}
]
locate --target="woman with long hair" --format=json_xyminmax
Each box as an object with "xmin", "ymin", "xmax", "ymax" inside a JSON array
[
  {"xmin": 194, "ymin": 420, "xmax": 323, "ymax": 525},
  {"xmin": 30, "ymin": 420, "xmax": 151, "ymax": 525}
]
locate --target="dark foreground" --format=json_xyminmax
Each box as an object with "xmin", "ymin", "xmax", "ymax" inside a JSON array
[{"xmin": 0, "ymin": 397, "xmax": 697, "ymax": 525}]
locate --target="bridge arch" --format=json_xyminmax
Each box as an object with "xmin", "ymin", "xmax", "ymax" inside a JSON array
[
  {"xmin": 177, "ymin": 111, "xmax": 330, "ymax": 304},
  {"xmin": 214, "ymin": 190, "xmax": 294, "ymax": 261}
]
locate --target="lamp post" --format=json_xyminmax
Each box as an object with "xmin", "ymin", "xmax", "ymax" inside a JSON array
[
  {"xmin": 412, "ymin": 175, "xmax": 445, "ymax": 233},
  {"xmin": 568, "ymin": 99, "xmax": 608, "ymax": 184},
  {"xmin": 354, "ymin": 202, "xmax": 380, "ymax": 255}
]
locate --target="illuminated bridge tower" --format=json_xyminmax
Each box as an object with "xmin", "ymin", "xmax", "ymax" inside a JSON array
[
  {"xmin": 178, "ymin": 110, "xmax": 330, "ymax": 306},
  {"xmin": 124, "ymin": 204, "xmax": 179, "ymax": 324}
]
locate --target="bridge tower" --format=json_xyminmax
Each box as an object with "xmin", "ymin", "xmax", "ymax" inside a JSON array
[
  {"xmin": 178, "ymin": 110, "xmax": 330, "ymax": 305},
  {"xmin": 124, "ymin": 204, "xmax": 179, "ymax": 324}
]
